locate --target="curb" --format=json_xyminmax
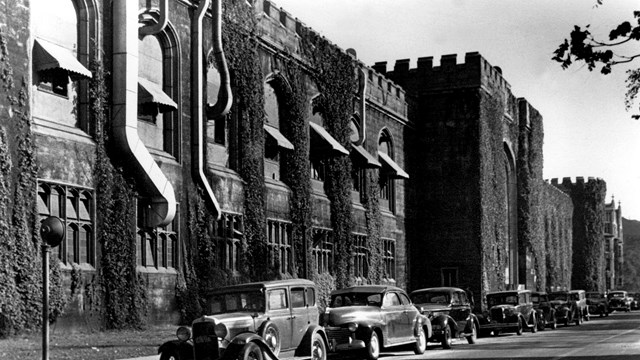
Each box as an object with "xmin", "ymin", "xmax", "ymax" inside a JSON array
[{"xmin": 117, "ymin": 356, "xmax": 158, "ymax": 360}]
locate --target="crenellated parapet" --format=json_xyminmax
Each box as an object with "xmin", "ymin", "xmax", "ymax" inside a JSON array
[{"xmin": 356, "ymin": 62, "xmax": 408, "ymax": 119}]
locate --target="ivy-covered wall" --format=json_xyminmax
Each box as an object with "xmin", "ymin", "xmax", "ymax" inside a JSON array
[
  {"xmin": 543, "ymin": 183, "xmax": 573, "ymax": 290},
  {"xmin": 551, "ymin": 177, "xmax": 607, "ymax": 292}
]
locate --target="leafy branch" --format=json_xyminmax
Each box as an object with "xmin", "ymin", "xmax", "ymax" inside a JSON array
[{"xmin": 552, "ymin": 11, "xmax": 640, "ymax": 118}]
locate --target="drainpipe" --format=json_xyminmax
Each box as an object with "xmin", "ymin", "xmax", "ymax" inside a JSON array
[
  {"xmin": 139, "ymin": 0, "xmax": 169, "ymax": 38},
  {"xmin": 192, "ymin": 0, "xmax": 232, "ymax": 219},
  {"xmin": 355, "ymin": 66, "xmax": 367, "ymax": 146},
  {"xmin": 113, "ymin": 0, "xmax": 176, "ymax": 227}
]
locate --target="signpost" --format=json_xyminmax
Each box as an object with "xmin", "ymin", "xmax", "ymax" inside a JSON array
[{"xmin": 40, "ymin": 216, "xmax": 64, "ymax": 360}]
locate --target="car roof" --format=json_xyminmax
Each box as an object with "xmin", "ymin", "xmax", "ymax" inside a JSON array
[
  {"xmin": 487, "ymin": 290, "xmax": 531, "ymax": 296},
  {"xmin": 331, "ymin": 285, "xmax": 404, "ymax": 295},
  {"xmin": 410, "ymin": 287, "xmax": 465, "ymax": 295},
  {"xmin": 208, "ymin": 279, "xmax": 316, "ymax": 294}
]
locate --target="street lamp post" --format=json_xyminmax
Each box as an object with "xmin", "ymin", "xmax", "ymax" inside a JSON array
[{"xmin": 40, "ymin": 216, "xmax": 65, "ymax": 360}]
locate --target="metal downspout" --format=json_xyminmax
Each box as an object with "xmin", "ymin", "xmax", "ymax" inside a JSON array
[
  {"xmin": 139, "ymin": 0, "xmax": 169, "ymax": 38},
  {"xmin": 192, "ymin": 0, "xmax": 232, "ymax": 219},
  {"xmin": 355, "ymin": 67, "xmax": 367, "ymax": 146},
  {"xmin": 112, "ymin": 0, "xmax": 176, "ymax": 227}
]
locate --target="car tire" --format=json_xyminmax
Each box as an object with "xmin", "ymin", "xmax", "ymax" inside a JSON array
[
  {"xmin": 466, "ymin": 323, "xmax": 477, "ymax": 344},
  {"xmin": 575, "ymin": 310, "xmax": 581, "ymax": 326},
  {"xmin": 442, "ymin": 324, "xmax": 452, "ymax": 349},
  {"xmin": 516, "ymin": 318, "xmax": 523, "ymax": 336},
  {"xmin": 311, "ymin": 332, "xmax": 327, "ymax": 360},
  {"xmin": 531, "ymin": 315, "xmax": 537, "ymax": 333},
  {"xmin": 261, "ymin": 323, "xmax": 281, "ymax": 356},
  {"xmin": 364, "ymin": 331, "xmax": 380, "ymax": 360},
  {"xmin": 414, "ymin": 326, "xmax": 427, "ymax": 354},
  {"xmin": 240, "ymin": 342, "xmax": 264, "ymax": 360},
  {"xmin": 159, "ymin": 351, "xmax": 178, "ymax": 360}
]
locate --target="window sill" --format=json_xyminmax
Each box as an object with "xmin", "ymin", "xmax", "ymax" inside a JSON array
[
  {"xmin": 136, "ymin": 266, "xmax": 178, "ymax": 275},
  {"xmin": 33, "ymin": 117, "xmax": 95, "ymax": 145}
]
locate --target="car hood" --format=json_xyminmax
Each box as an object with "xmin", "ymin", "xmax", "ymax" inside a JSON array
[
  {"xmin": 196, "ymin": 312, "xmax": 259, "ymax": 339},
  {"xmin": 550, "ymin": 300, "xmax": 569, "ymax": 308},
  {"xmin": 325, "ymin": 306, "xmax": 382, "ymax": 326},
  {"xmin": 415, "ymin": 303, "xmax": 450, "ymax": 315}
]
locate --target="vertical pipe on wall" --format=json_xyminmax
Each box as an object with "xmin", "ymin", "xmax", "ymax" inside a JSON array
[
  {"xmin": 355, "ymin": 66, "xmax": 367, "ymax": 146},
  {"xmin": 113, "ymin": 0, "xmax": 176, "ymax": 227}
]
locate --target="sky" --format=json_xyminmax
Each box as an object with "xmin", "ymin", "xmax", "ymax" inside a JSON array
[{"xmin": 274, "ymin": 0, "xmax": 640, "ymax": 221}]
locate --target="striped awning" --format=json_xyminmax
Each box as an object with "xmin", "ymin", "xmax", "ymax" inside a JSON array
[
  {"xmin": 264, "ymin": 124, "xmax": 294, "ymax": 150},
  {"xmin": 138, "ymin": 77, "xmax": 178, "ymax": 113},
  {"xmin": 309, "ymin": 122, "xmax": 349, "ymax": 157},
  {"xmin": 33, "ymin": 38, "xmax": 92, "ymax": 80},
  {"xmin": 351, "ymin": 144, "xmax": 381, "ymax": 168},
  {"xmin": 378, "ymin": 151, "xmax": 409, "ymax": 179}
]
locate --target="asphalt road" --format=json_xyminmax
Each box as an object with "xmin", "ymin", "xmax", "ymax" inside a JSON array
[{"xmin": 367, "ymin": 310, "xmax": 640, "ymax": 360}]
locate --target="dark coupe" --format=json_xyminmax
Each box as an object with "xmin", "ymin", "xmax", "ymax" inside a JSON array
[
  {"xmin": 410, "ymin": 287, "xmax": 479, "ymax": 348},
  {"xmin": 477, "ymin": 290, "xmax": 538, "ymax": 336},
  {"xmin": 323, "ymin": 285, "xmax": 431, "ymax": 360},
  {"xmin": 532, "ymin": 291, "xmax": 557, "ymax": 330}
]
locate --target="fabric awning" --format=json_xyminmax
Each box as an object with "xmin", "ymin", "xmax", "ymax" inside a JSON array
[
  {"xmin": 378, "ymin": 151, "xmax": 409, "ymax": 179},
  {"xmin": 309, "ymin": 122, "xmax": 349, "ymax": 157},
  {"xmin": 138, "ymin": 77, "xmax": 178, "ymax": 113},
  {"xmin": 351, "ymin": 144, "xmax": 381, "ymax": 168},
  {"xmin": 32, "ymin": 38, "xmax": 92, "ymax": 80},
  {"xmin": 264, "ymin": 124, "xmax": 294, "ymax": 150}
]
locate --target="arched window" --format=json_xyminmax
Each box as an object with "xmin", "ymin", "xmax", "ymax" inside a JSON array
[
  {"xmin": 503, "ymin": 144, "xmax": 518, "ymax": 287},
  {"xmin": 263, "ymin": 78, "xmax": 294, "ymax": 181},
  {"xmin": 377, "ymin": 129, "xmax": 408, "ymax": 214},
  {"xmin": 32, "ymin": 0, "xmax": 94, "ymax": 133},
  {"xmin": 137, "ymin": 15, "xmax": 180, "ymax": 158}
]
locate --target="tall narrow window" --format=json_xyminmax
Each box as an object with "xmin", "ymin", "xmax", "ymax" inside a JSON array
[
  {"xmin": 267, "ymin": 219, "xmax": 293, "ymax": 275},
  {"xmin": 138, "ymin": 15, "xmax": 180, "ymax": 158},
  {"xmin": 353, "ymin": 234, "xmax": 368, "ymax": 279},
  {"xmin": 312, "ymin": 228, "xmax": 334, "ymax": 274},
  {"xmin": 213, "ymin": 213, "xmax": 243, "ymax": 272},
  {"xmin": 137, "ymin": 199, "xmax": 179, "ymax": 269},
  {"xmin": 504, "ymin": 145, "xmax": 517, "ymax": 287},
  {"xmin": 382, "ymin": 238, "xmax": 396, "ymax": 280},
  {"xmin": 263, "ymin": 80, "xmax": 294, "ymax": 181}
]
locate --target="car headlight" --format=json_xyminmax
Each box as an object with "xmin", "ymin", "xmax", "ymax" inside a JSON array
[
  {"xmin": 347, "ymin": 323, "xmax": 358, "ymax": 332},
  {"xmin": 215, "ymin": 323, "xmax": 228, "ymax": 340},
  {"xmin": 177, "ymin": 326, "xmax": 192, "ymax": 341}
]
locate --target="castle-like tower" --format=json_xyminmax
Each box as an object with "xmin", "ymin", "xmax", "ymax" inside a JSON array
[{"xmin": 604, "ymin": 196, "xmax": 623, "ymax": 290}]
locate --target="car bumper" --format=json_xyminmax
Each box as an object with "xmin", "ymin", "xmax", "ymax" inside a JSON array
[{"xmin": 479, "ymin": 322, "xmax": 519, "ymax": 330}]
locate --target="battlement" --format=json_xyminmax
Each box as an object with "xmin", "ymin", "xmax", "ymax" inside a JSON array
[
  {"xmin": 548, "ymin": 176, "xmax": 604, "ymax": 187},
  {"xmin": 381, "ymin": 52, "xmax": 512, "ymax": 96},
  {"xmin": 250, "ymin": 0, "xmax": 408, "ymax": 119}
]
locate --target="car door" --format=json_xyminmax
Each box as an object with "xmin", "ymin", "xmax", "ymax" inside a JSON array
[
  {"xmin": 382, "ymin": 292, "xmax": 404, "ymax": 345},
  {"xmin": 453, "ymin": 291, "xmax": 471, "ymax": 331},
  {"xmin": 399, "ymin": 291, "xmax": 419, "ymax": 341},
  {"xmin": 289, "ymin": 287, "xmax": 308, "ymax": 348},
  {"xmin": 266, "ymin": 288, "xmax": 292, "ymax": 350}
]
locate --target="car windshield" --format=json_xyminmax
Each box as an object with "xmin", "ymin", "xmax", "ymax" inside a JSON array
[
  {"xmin": 330, "ymin": 292, "xmax": 382, "ymax": 307},
  {"xmin": 208, "ymin": 290, "xmax": 265, "ymax": 314},
  {"xmin": 532, "ymin": 294, "xmax": 547, "ymax": 304},
  {"xmin": 411, "ymin": 292, "xmax": 450, "ymax": 305},
  {"xmin": 487, "ymin": 294, "xmax": 518, "ymax": 307},
  {"xmin": 549, "ymin": 293, "xmax": 568, "ymax": 301}
]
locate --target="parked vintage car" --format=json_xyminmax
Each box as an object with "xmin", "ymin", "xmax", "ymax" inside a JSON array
[
  {"xmin": 476, "ymin": 290, "xmax": 537, "ymax": 336},
  {"xmin": 586, "ymin": 292, "xmax": 609, "ymax": 317},
  {"xmin": 158, "ymin": 279, "xmax": 328, "ymax": 360},
  {"xmin": 322, "ymin": 285, "xmax": 431, "ymax": 360},
  {"xmin": 608, "ymin": 290, "xmax": 632, "ymax": 312},
  {"xmin": 549, "ymin": 290, "xmax": 583, "ymax": 326},
  {"xmin": 531, "ymin": 291, "xmax": 557, "ymax": 330},
  {"xmin": 410, "ymin": 287, "xmax": 479, "ymax": 349}
]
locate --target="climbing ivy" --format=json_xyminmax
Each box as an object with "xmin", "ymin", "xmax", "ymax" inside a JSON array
[{"xmin": 91, "ymin": 54, "xmax": 148, "ymax": 330}]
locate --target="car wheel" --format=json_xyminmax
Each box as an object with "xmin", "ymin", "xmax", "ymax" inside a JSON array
[
  {"xmin": 240, "ymin": 342, "xmax": 264, "ymax": 360},
  {"xmin": 364, "ymin": 331, "xmax": 380, "ymax": 360},
  {"xmin": 531, "ymin": 315, "xmax": 537, "ymax": 333},
  {"xmin": 538, "ymin": 316, "xmax": 546, "ymax": 331},
  {"xmin": 516, "ymin": 318, "xmax": 523, "ymax": 336},
  {"xmin": 311, "ymin": 332, "xmax": 327, "ymax": 360},
  {"xmin": 466, "ymin": 323, "xmax": 477, "ymax": 344},
  {"xmin": 159, "ymin": 351, "xmax": 178, "ymax": 360},
  {"xmin": 414, "ymin": 326, "xmax": 427, "ymax": 354},
  {"xmin": 492, "ymin": 329, "xmax": 501, "ymax": 337},
  {"xmin": 575, "ymin": 311, "xmax": 581, "ymax": 326},
  {"xmin": 442, "ymin": 324, "xmax": 452, "ymax": 349},
  {"xmin": 551, "ymin": 317, "xmax": 557, "ymax": 330},
  {"xmin": 261, "ymin": 323, "xmax": 280, "ymax": 356}
]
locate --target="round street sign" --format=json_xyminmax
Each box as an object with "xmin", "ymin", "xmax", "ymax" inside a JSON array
[{"xmin": 40, "ymin": 216, "xmax": 65, "ymax": 248}]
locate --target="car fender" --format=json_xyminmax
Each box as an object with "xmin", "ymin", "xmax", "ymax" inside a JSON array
[
  {"xmin": 466, "ymin": 313, "xmax": 479, "ymax": 333},
  {"xmin": 414, "ymin": 314, "xmax": 432, "ymax": 339},
  {"xmin": 294, "ymin": 324, "xmax": 328, "ymax": 357},
  {"xmin": 432, "ymin": 314, "xmax": 458, "ymax": 336},
  {"xmin": 158, "ymin": 340, "xmax": 193, "ymax": 360},
  {"xmin": 228, "ymin": 333, "xmax": 278, "ymax": 360}
]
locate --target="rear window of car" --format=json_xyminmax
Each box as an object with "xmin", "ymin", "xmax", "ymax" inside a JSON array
[
  {"xmin": 331, "ymin": 293, "xmax": 381, "ymax": 307},
  {"xmin": 268, "ymin": 289, "xmax": 288, "ymax": 310}
]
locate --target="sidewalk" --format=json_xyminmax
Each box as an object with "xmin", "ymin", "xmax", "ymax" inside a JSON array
[{"xmin": 118, "ymin": 356, "xmax": 158, "ymax": 360}]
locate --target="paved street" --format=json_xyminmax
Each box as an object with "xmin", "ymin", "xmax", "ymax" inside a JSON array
[{"xmin": 349, "ymin": 311, "xmax": 640, "ymax": 360}]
